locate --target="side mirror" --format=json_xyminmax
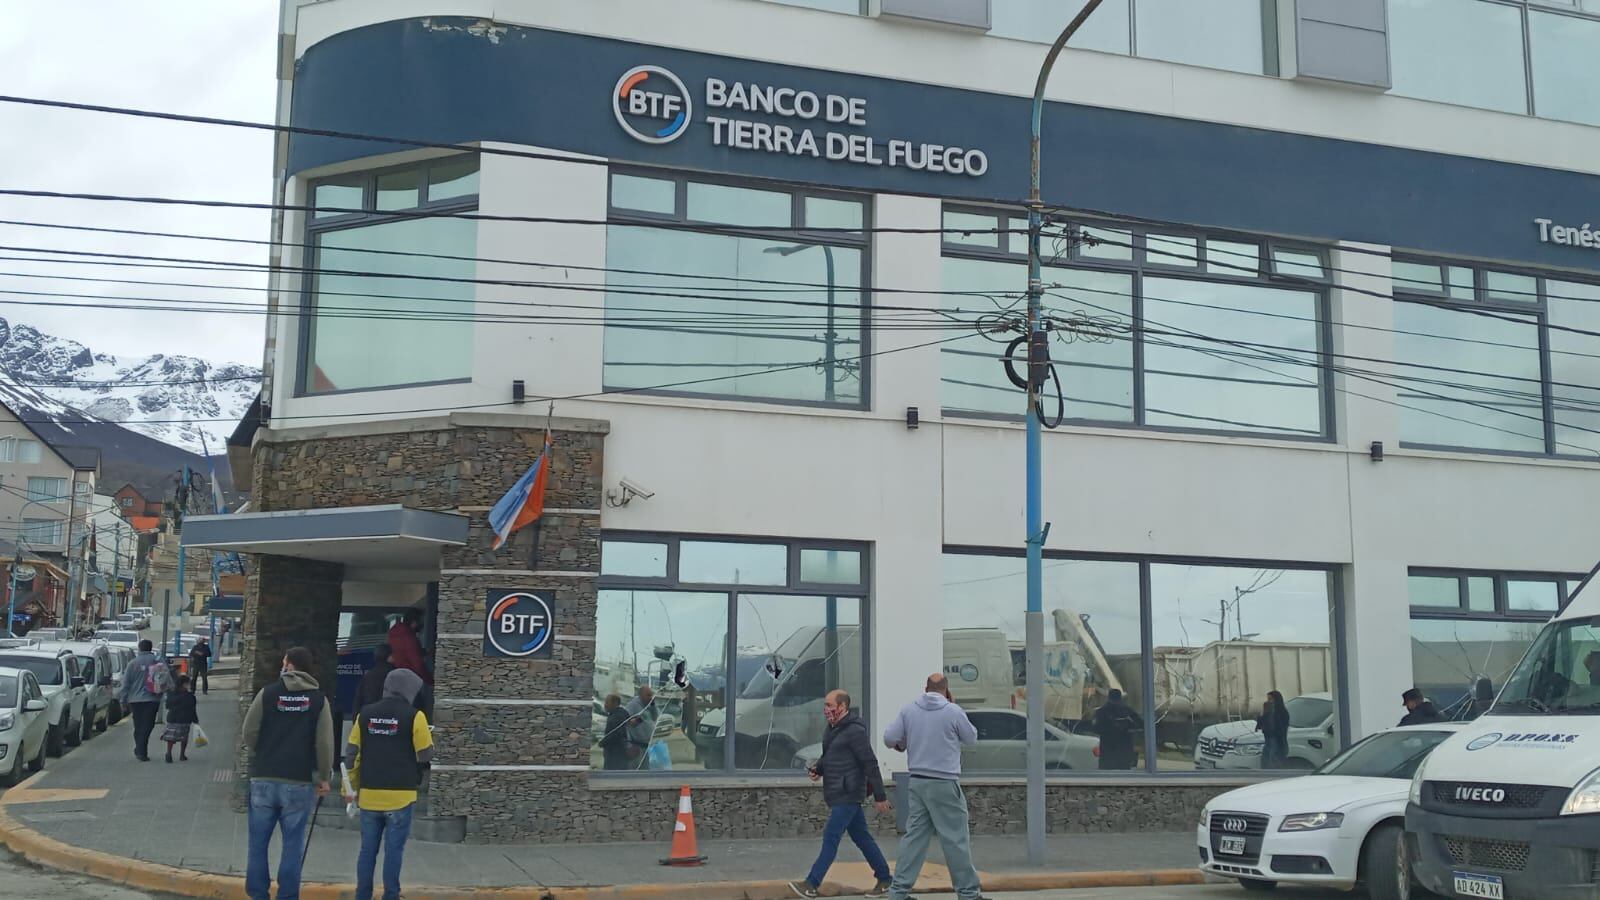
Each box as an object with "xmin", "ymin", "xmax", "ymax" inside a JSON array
[
  {"xmin": 24, "ymin": 699, "xmax": 46, "ymax": 712},
  {"xmin": 70, "ymin": 677, "xmax": 85, "ymax": 689},
  {"xmin": 100, "ymin": 675, "xmax": 113, "ymax": 687}
]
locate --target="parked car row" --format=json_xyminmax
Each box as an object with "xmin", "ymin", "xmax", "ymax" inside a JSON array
[{"xmin": 0, "ymin": 639, "xmax": 138, "ymax": 786}]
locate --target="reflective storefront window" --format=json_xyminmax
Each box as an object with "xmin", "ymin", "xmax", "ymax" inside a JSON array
[
  {"xmin": 943, "ymin": 553, "xmax": 1337, "ymax": 774},
  {"xmin": 605, "ymin": 172, "xmax": 868, "ymax": 407},
  {"xmin": 1532, "ymin": 5, "xmax": 1600, "ymax": 125},
  {"xmin": 593, "ymin": 536, "xmax": 868, "ymax": 774},
  {"xmin": 1389, "ymin": 0, "xmax": 1529, "ymax": 114},
  {"xmin": 301, "ymin": 157, "xmax": 479, "ymax": 394},
  {"xmin": 1547, "ymin": 279, "xmax": 1600, "ymax": 455},
  {"xmin": 1407, "ymin": 568, "xmax": 1577, "ymax": 720},
  {"xmin": 1149, "ymin": 565, "xmax": 1334, "ymax": 772}
]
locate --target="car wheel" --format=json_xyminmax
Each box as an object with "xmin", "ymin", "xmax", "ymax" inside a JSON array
[
  {"xmin": 1239, "ymin": 879, "xmax": 1278, "ymax": 891},
  {"xmin": 27, "ymin": 738, "xmax": 45, "ymax": 773},
  {"xmin": 46, "ymin": 720, "xmax": 64, "ymax": 757},
  {"xmin": 81, "ymin": 713, "xmax": 94, "ymax": 742},
  {"xmin": 95, "ymin": 710, "xmax": 107, "ymax": 733},
  {"xmin": 108, "ymin": 704, "xmax": 120, "ymax": 726},
  {"xmin": 0, "ymin": 746, "xmax": 23, "ymax": 787},
  {"xmin": 1364, "ymin": 823, "xmax": 1414, "ymax": 900},
  {"xmin": 64, "ymin": 715, "xmax": 82, "ymax": 747}
]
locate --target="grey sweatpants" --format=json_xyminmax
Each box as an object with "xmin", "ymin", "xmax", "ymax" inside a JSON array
[{"xmin": 889, "ymin": 777, "xmax": 981, "ymax": 900}]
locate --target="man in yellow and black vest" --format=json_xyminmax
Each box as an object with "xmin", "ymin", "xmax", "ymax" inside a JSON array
[
  {"xmin": 242, "ymin": 646, "xmax": 334, "ymax": 900},
  {"xmin": 344, "ymin": 667, "xmax": 433, "ymax": 900}
]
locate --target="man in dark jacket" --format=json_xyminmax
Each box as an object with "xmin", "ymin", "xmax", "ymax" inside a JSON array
[
  {"xmin": 1399, "ymin": 687, "xmax": 1447, "ymax": 726},
  {"xmin": 242, "ymin": 647, "xmax": 334, "ymax": 900},
  {"xmin": 344, "ymin": 667, "xmax": 433, "ymax": 900},
  {"xmin": 188, "ymin": 638, "xmax": 212, "ymax": 694},
  {"xmin": 1093, "ymin": 689, "xmax": 1143, "ymax": 770},
  {"xmin": 789, "ymin": 690, "xmax": 891, "ymax": 899},
  {"xmin": 356, "ymin": 645, "xmax": 434, "ymax": 723}
]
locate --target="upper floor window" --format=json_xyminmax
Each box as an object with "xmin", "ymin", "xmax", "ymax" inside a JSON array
[
  {"xmin": 21, "ymin": 518, "xmax": 62, "ymax": 545},
  {"xmin": 299, "ymin": 156, "xmax": 479, "ymax": 395},
  {"xmin": 939, "ymin": 206, "xmax": 1331, "ymax": 439},
  {"xmin": 989, "ymin": 0, "xmax": 1273, "ymax": 75},
  {"xmin": 604, "ymin": 170, "xmax": 869, "ymax": 408},
  {"xmin": 1392, "ymin": 258, "xmax": 1600, "ymax": 457},
  {"xmin": 26, "ymin": 477, "xmax": 67, "ymax": 502},
  {"xmin": 1390, "ymin": 0, "xmax": 1600, "ymax": 126},
  {"xmin": 0, "ymin": 438, "xmax": 41, "ymax": 464},
  {"xmin": 758, "ymin": 0, "xmax": 864, "ymax": 11}
]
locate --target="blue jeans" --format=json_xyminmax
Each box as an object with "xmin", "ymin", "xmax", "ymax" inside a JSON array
[
  {"xmin": 246, "ymin": 781, "xmax": 316, "ymax": 900},
  {"xmin": 806, "ymin": 803, "xmax": 891, "ymax": 887},
  {"xmin": 356, "ymin": 804, "xmax": 415, "ymax": 900}
]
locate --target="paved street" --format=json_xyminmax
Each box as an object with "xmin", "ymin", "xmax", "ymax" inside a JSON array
[{"xmin": 0, "ymin": 846, "xmax": 157, "ymax": 898}]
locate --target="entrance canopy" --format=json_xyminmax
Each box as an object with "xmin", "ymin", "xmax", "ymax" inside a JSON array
[{"xmin": 180, "ymin": 505, "xmax": 468, "ymax": 569}]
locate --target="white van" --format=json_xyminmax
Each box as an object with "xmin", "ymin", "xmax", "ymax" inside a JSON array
[{"xmin": 1404, "ymin": 566, "xmax": 1600, "ymax": 900}]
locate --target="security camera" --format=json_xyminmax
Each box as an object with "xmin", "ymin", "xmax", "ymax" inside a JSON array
[
  {"xmin": 606, "ymin": 477, "xmax": 656, "ymax": 508},
  {"xmin": 619, "ymin": 477, "xmax": 655, "ymax": 500}
]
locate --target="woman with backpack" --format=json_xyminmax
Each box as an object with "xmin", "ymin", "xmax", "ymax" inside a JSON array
[{"xmin": 162, "ymin": 675, "xmax": 199, "ymax": 762}]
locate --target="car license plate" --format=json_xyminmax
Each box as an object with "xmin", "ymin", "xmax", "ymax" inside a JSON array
[
  {"xmin": 1453, "ymin": 871, "xmax": 1503, "ymax": 899},
  {"xmin": 1196, "ymin": 758, "xmax": 1216, "ymax": 769},
  {"xmin": 1218, "ymin": 836, "xmax": 1246, "ymax": 855}
]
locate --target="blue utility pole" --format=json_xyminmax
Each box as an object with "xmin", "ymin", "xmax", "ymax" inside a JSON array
[{"xmin": 1024, "ymin": 0, "xmax": 1104, "ymax": 866}]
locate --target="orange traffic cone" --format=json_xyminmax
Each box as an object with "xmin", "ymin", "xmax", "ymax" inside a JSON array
[{"xmin": 659, "ymin": 785, "xmax": 708, "ymax": 866}]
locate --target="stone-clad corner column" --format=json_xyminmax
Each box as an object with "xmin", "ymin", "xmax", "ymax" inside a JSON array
[
  {"xmin": 426, "ymin": 419, "xmax": 606, "ymax": 842},
  {"xmin": 231, "ymin": 554, "xmax": 343, "ymax": 808}
]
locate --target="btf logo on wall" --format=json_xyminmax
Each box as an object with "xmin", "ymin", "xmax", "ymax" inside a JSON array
[
  {"xmin": 483, "ymin": 589, "xmax": 557, "ymax": 659},
  {"xmin": 614, "ymin": 65, "xmax": 692, "ymax": 144}
]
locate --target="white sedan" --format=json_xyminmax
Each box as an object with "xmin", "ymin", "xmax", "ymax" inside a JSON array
[
  {"xmin": 0, "ymin": 666, "xmax": 50, "ymax": 786},
  {"xmin": 1199, "ymin": 723, "xmax": 1462, "ymax": 898}
]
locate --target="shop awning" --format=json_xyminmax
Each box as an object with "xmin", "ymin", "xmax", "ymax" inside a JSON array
[{"xmin": 180, "ymin": 505, "xmax": 469, "ymax": 569}]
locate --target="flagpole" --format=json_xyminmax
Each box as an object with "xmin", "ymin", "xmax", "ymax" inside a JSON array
[{"xmin": 527, "ymin": 403, "xmax": 554, "ymax": 569}]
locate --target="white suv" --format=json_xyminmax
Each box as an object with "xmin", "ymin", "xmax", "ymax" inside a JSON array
[
  {"xmin": 35, "ymin": 642, "xmax": 114, "ymax": 741},
  {"xmin": 0, "ymin": 647, "xmax": 89, "ymax": 757}
]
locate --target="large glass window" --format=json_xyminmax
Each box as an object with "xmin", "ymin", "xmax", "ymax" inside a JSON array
[
  {"xmin": 1407, "ymin": 568, "xmax": 1577, "ymax": 719},
  {"xmin": 1394, "ymin": 302, "xmax": 1543, "ymax": 452},
  {"xmin": 0, "ymin": 438, "xmax": 41, "ymax": 464},
  {"xmin": 1394, "ymin": 262, "xmax": 1600, "ymax": 457},
  {"xmin": 990, "ymin": 0, "xmax": 1132, "ymax": 54},
  {"xmin": 1533, "ymin": 7, "xmax": 1600, "ymax": 126},
  {"xmin": 592, "ymin": 535, "xmax": 868, "ymax": 774},
  {"xmin": 1389, "ymin": 0, "xmax": 1529, "ymax": 114},
  {"xmin": 1149, "ymin": 565, "xmax": 1335, "ymax": 772},
  {"xmin": 941, "ymin": 208, "xmax": 1330, "ymax": 439},
  {"xmin": 943, "ymin": 552, "xmax": 1337, "ymax": 774},
  {"xmin": 21, "ymin": 519, "xmax": 62, "ymax": 544},
  {"xmin": 301, "ymin": 156, "xmax": 478, "ymax": 394},
  {"xmin": 1547, "ymin": 279, "xmax": 1600, "ymax": 455},
  {"xmin": 1134, "ymin": 0, "xmax": 1268, "ymax": 75},
  {"xmin": 605, "ymin": 172, "xmax": 869, "ymax": 407}
]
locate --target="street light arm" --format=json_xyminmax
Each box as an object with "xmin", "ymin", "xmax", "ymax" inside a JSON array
[{"xmin": 1030, "ymin": 0, "xmax": 1106, "ymax": 205}]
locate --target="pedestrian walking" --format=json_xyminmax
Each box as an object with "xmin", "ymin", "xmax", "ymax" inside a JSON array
[
  {"xmin": 1399, "ymin": 687, "xmax": 1447, "ymax": 726},
  {"xmin": 117, "ymin": 638, "xmax": 170, "ymax": 762},
  {"xmin": 243, "ymin": 646, "xmax": 334, "ymax": 900},
  {"xmin": 882, "ymin": 673, "xmax": 984, "ymax": 900},
  {"xmin": 188, "ymin": 638, "xmax": 212, "ymax": 694},
  {"xmin": 624, "ymin": 685, "xmax": 656, "ymax": 767},
  {"xmin": 789, "ymin": 689, "xmax": 891, "ymax": 899},
  {"xmin": 162, "ymin": 674, "xmax": 199, "ymax": 762},
  {"xmin": 1091, "ymin": 688, "xmax": 1142, "ymax": 770},
  {"xmin": 344, "ymin": 667, "xmax": 433, "ymax": 900},
  {"xmin": 1256, "ymin": 691, "xmax": 1290, "ymax": 767}
]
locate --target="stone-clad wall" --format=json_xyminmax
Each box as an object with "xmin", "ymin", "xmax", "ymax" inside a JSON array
[{"xmin": 241, "ymin": 412, "xmax": 1240, "ymax": 841}]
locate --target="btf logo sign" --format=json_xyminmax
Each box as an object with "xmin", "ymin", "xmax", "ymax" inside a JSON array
[
  {"xmin": 483, "ymin": 589, "xmax": 556, "ymax": 659},
  {"xmin": 613, "ymin": 65, "xmax": 692, "ymax": 144}
]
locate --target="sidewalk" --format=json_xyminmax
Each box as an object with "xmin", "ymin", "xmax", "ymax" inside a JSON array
[{"xmin": 0, "ymin": 679, "xmax": 1204, "ymax": 898}]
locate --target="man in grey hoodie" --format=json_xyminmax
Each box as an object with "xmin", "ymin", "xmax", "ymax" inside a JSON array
[
  {"xmin": 882, "ymin": 673, "xmax": 982, "ymax": 900},
  {"xmin": 117, "ymin": 639, "xmax": 167, "ymax": 762},
  {"xmin": 242, "ymin": 647, "xmax": 335, "ymax": 900}
]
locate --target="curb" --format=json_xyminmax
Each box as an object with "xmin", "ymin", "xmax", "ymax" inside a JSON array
[{"xmin": 0, "ymin": 804, "xmax": 1202, "ymax": 898}]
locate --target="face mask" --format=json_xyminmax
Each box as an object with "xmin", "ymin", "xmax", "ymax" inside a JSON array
[{"xmin": 825, "ymin": 704, "xmax": 846, "ymax": 725}]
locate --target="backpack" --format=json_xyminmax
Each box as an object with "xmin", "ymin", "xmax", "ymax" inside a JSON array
[{"xmin": 144, "ymin": 659, "xmax": 173, "ymax": 695}]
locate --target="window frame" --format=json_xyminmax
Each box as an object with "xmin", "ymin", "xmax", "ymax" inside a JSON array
[
  {"xmin": 943, "ymin": 545, "xmax": 1346, "ymax": 778},
  {"xmin": 296, "ymin": 154, "xmax": 481, "ymax": 398},
  {"xmin": 1392, "ymin": 255, "xmax": 1600, "ymax": 459},
  {"xmin": 604, "ymin": 167, "xmax": 874, "ymax": 411},
  {"xmin": 938, "ymin": 204, "xmax": 1334, "ymax": 442},
  {"xmin": 595, "ymin": 531, "xmax": 872, "ymax": 779},
  {"xmin": 1407, "ymin": 566, "xmax": 1582, "ymax": 621}
]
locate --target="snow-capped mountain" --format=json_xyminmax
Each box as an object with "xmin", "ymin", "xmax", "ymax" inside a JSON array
[{"xmin": 0, "ymin": 317, "xmax": 260, "ymax": 455}]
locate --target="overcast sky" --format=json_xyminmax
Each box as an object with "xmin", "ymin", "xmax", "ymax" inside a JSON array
[{"xmin": 0, "ymin": 1, "xmax": 277, "ymax": 367}]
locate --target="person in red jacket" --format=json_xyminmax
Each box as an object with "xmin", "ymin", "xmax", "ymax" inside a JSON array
[{"xmin": 386, "ymin": 609, "xmax": 430, "ymax": 685}]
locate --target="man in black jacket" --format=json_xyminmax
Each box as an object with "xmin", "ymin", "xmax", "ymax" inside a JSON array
[
  {"xmin": 789, "ymin": 690, "xmax": 891, "ymax": 899},
  {"xmin": 1399, "ymin": 687, "xmax": 1447, "ymax": 726},
  {"xmin": 1093, "ymin": 689, "xmax": 1143, "ymax": 770}
]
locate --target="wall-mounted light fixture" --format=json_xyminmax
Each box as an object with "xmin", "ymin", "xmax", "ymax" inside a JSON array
[
  {"xmin": 512, "ymin": 380, "xmax": 526, "ymax": 404},
  {"xmin": 1370, "ymin": 441, "xmax": 1384, "ymax": 462},
  {"xmin": 906, "ymin": 407, "xmax": 920, "ymax": 430}
]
